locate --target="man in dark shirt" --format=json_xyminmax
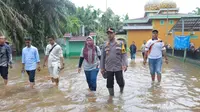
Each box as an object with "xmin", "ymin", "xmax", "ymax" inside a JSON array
[
  {"xmin": 0, "ymin": 34, "xmax": 12, "ymax": 85},
  {"xmin": 130, "ymin": 41, "xmax": 137, "ymax": 61}
]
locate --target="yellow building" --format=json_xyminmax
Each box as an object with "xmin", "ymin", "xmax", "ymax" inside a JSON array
[{"xmin": 123, "ymin": 0, "xmax": 200, "ymax": 50}]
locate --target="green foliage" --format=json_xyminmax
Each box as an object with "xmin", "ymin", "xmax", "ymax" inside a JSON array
[
  {"xmin": 0, "ymin": 0, "xmax": 128, "ymax": 53},
  {"xmin": 190, "ymin": 7, "xmax": 200, "ymax": 15}
]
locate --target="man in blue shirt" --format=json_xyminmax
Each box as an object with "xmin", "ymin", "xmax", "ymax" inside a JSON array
[{"xmin": 22, "ymin": 37, "xmax": 41, "ymax": 89}]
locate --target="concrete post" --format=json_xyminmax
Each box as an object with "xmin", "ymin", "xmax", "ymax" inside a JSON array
[
  {"xmin": 172, "ymin": 30, "xmax": 175, "ymax": 56},
  {"xmin": 182, "ymin": 18, "xmax": 187, "ymax": 62}
]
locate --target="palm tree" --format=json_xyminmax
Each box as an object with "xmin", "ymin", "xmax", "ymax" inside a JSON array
[
  {"xmin": 75, "ymin": 6, "xmax": 104, "ymax": 36},
  {"xmin": 0, "ymin": 0, "xmax": 125, "ymax": 53},
  {"xmin": 1, "ymin": 0, "xmax": 77, "ymax": 52},
  {"xmin": 192, "ymin": 7, "xmax": 200, "ymax": 15},
  {"xmin": 60, "ymin": 16, "xmax": 81, "ymax": 35},
  {"xmin": 0, "ymin": 0, "xmax": 31, "ymax": 52},
  {"xmin": 124, "ymin": 14, "xmax": 129, "ymax": 20}
]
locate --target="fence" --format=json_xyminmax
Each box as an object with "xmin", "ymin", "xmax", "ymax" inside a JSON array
[{"xmin": 166, "ymin": 48, "xmax": 200, "ymax": 61}]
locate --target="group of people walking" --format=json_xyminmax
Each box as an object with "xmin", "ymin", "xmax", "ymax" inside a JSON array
[
  {"xmin": 0, "ymin": 28, "xmax": 168, "ymax": 98},
  {"xmin": 78, "ymin": 28, "xmax": 127, "ymax": 97},
  {"xmin": 77, "ymin": 28, "xmax": 168, "ymax": 98},
  {"xmin": 0, "ymin": 34, "xmax": 64, "ymax": 89}
]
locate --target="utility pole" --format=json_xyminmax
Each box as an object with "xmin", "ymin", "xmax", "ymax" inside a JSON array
[
  {"xmin": 106, "ymin": 0, "xmax": 107, "ymax": 10},
  {"xmin": 106, "ymin": 0, "xmax": 108, "ymax": 29},
  {"xmin": 166, "ymin": 8, "xmax": 169, "ymax": 44}
]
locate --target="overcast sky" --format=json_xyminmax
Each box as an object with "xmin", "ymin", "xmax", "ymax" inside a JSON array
[{"xmin": 70, "ymin": 0, "xmax": 199, "ymax": 19}]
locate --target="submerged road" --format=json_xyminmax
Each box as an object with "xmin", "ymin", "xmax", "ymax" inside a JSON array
[{"xmin": 0, "ymin": 55, "xmax": 200, "ymax": 112}]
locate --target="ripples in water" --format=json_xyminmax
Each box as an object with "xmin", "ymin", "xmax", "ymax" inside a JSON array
[{"xmin": 0, "ymin": 57, "xmax": 200, "ymax": 111}]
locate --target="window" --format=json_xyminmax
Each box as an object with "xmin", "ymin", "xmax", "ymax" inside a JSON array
[
  {"xmin": 190, "ymin": 36, "xmax": 198, "ymax": 39},
  {"xmin": 169, "ymin": 20, "xmax": 174, "ymax": 24},
  {"xmin": 160, "ymin": 20, "xmax": 164, "ymax": 25}
]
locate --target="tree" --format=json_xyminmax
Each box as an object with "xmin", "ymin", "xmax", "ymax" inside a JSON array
[
  {"xmin": 124, "ymin": 13, "xmax": 129, "ymax": 20},
  {"xmin": 0, "ymin": 0, "xmax": 78, "ymax": 53},
  {"xmin": 60, "ymin": 16, "xmax": 81, "ymax": 35},
  {"xmin": 76, "ymin": 6, "xmax": 101, "ymax": 36},
  {"xmin": 192, "ymin": 7, "xmax": 200, "ymax": 15},
  {"xmin": 27, "ymin": 0, "xmax": 76, "ymax": 52},
  {"xmin": 75, "ymin": 7, "xmax": 124, "ymax": 45},
  {"xmin": 0, "ymin": 0, "xmax": 125, "ymax": 53},
  {"xmin": 0, "ymin": 0, "xmax": 32, "ymax": 52}
]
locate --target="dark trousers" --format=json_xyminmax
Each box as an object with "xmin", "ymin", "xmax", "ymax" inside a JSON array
[
  {"xmin": 26, "ymin": 70, "xmax": 36, "ymax": 82},
  {"xmin": 130, "ymin": 53, "xmax": 136, "ymax": 59},
  {"xmin": 0, "ymin": 66, "xmax": 8, "ymax": 80},
  {"xmin": 84, "ymin": 68, "xmax": 99, "ymax": 91},
  {"xmin": 106, "ymin": 71, "xmax": 125, "ymax": 88},
  {"xmin": 142, "ymin": 52, "xmax": 145, "ymax": 58}
]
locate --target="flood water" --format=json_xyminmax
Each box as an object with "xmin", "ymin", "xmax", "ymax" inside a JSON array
[{"xmin": 0, "ymin": 54, "xmax": 200, "ymax": 112}]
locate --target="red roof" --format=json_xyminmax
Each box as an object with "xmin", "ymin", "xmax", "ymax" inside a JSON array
[
  {"xmin": 64, "ymin": 33, "xmax": 71, "ymax": 37},
  {"xmin": 69, "ymin": 36, "xmax": 87, "ymax": 42},
  {"xmin": 89, "ymin": 32, "xmax": 96, "ymax": 36}
]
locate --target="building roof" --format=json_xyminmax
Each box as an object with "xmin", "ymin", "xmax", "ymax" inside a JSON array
[
  {"xmin": 123, "ymin": 14, "xmax": 200, "ymax": 30},
  {"xmin": 64, "ymin": 33, "xmax": 71, "ymax": 37},
  {"xmin": 123, "ymin": 25, "xmax": 153, "ymax": 30},
  {"xmin": 124, "ymin": 17, "xmax": 149, "ymax": 24},
  {"xmin": 157, "ymin": 8, "xmax": 179, "ymax": 14},
  {"xmin": 124, "ymin": 13, "xmax": 200, "ymax": 24},
  {"xmin": 69, "ymin": 36, "xmax": 87, "ymax": 42},
  {"xmin": 123, "ymin": 7, "xmax": 200, "ymax": 31},
  {"xmin": 149, "ymin": 14, "xmax": 199, "ymax": 19},
  {"xmin": 89, "ymin": 32, "xmax": 96, "ymax": 36},
  {"xmin": 144, "ymin": 1, "xmax": 177, "ymax": 11},
  {"xmin": 144, "ymin": 8, "xmax": 179, "ymax": 17},
  {"xmin": 169, "ymin": 17, "xmax": 200, "ymax": 32},
  {"xmin": 116, "ymin": 30, "xmax": 127, "ymax": 35}
]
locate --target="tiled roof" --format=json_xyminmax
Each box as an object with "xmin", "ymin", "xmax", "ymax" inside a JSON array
[{"xmin": 169, "ymin": 16, "xmax": 200, "ymax": 32}]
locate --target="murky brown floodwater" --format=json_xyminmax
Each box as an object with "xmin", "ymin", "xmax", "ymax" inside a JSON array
[{"xmin": 0, "ymin": 54, "xmax": 200, "ymax": 112}]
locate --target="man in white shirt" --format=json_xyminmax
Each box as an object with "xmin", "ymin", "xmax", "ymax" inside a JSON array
[
  {"xmin": 143, "ymin": 30, "xmax": 168, "ymax": 83},
  {"xmin": 43, "ymin": 35, "xmax": 64, "ymax": 86}
]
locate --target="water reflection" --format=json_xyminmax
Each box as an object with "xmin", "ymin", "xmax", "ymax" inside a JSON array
[{"xmin": 0, "ymin": 56, "xmax": 200, "ymax": 111}]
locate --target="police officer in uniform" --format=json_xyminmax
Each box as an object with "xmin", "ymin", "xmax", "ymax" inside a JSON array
[{"xmin": 100, "ymin": 28, "xmax": 128, "ymax": 97}]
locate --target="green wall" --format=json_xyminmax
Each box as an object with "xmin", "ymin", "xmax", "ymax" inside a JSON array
[
  {"xmin": 68, "ymin": 41, "xmax": 84, "ymax": 57},
  {"xmin": 66, "ymin": 38, "xmax": 70, "ymax": 57},
  {"xmin": 63, "ymin": 36, "xmax": 97, "ymax": 58}
]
